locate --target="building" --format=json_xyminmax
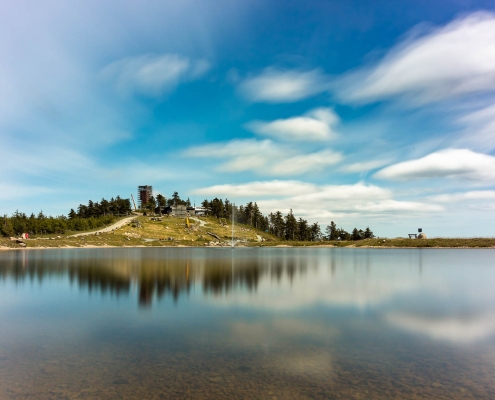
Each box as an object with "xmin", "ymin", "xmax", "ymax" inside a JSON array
[
  {"xmin": 138, "ymin": 185, "xmax": 153, "ymax": 209},
  {"xmin": 155, "ymin": 205, "xmax": 205, "ymax": 216}
]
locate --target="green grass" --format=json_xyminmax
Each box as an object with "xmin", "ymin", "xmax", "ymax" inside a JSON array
[
  {"xmin": 2, "ymin": 218, "xmax": 494, "ymax": 250},
  {"xmin": 298, "ymin": 237, "xmax": 495, "ymax": 248}
]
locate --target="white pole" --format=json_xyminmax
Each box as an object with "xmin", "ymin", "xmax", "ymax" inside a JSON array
[{"xmin": 232, "ymin": 203, "xmax": 234, "ymax": 247}]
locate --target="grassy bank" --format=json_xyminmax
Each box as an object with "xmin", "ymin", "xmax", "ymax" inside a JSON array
[
  {"xmin": 0, "ymin": 215, "xmax": 277, "ymax": 249},
  {"xmin": 1, "ymin": 216, "xmax": 494, "ymax": 249},
  {"xmin": 280, "ymin": 237, "xmax": 495, "ymax": 248}
]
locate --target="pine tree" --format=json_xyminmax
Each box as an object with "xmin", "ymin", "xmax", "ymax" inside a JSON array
[
  {"xmin": 364, "ymin": 227, "xmax": 374, "ymax": 238},
  {"xmin": 351, "ymin": 228, "xmax": 362, "ymax": 241}
]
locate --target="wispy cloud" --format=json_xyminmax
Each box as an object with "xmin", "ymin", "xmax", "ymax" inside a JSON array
[
  {"xmin": 185, "ymin": 139, "xmax": 342, "ymax": 176},
  {"xmin": 374, "ymin": 148, "xmax": 495, "ymax": 182},
  {"xmin": 271, "ymin": 150, "xmax": 342, "ymax": 175},
  {"xmin": 101, "ymin": 54, "xmax": 210, "ymax": 98},
  {"xmin": 193, "ymin": 180, "xmax": 317, "ymax": 197},
  {"xmin": 430, "ymin": 190, "xmax": 495, "ymax": 203},
  {"xmin": 0, "ymin": 183, "xmax": 53, "ymax": 201},
  {"xmin": 195, "ymin": 180, "xmax": 442, "ymax": 221},
  {"xmin": 340, "ymin": 159, "xmax": 391, "ymax": 173},
  {"xmin": 456, "ymin": 103, "xmax": 495, "ymax": 151},
  {"xmin": 238, "ymin": 68, "xmax": 328, "ymax": 103},
  {"xmin": 246, "ymin": 108, "xmax": 339, "ymax": 142},
  {"xmin": 337, "ymin": 12, "xmax": 495, "ymax": 104}
]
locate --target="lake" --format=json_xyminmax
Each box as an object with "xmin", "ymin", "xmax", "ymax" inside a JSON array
[{"xmin": 1, "ymin": 247, "xmax": 495, "ymax": 399}]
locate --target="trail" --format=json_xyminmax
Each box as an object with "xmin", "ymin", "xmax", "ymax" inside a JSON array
[
  {"xmin": 69, "ymin": 216, "xmax": 137, "ymax": 237},
  {"xmin": 189, "ymin": 217, "xmax": 207, "ymax": 227}
]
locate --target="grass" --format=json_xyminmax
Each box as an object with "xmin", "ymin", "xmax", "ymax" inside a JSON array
[
  {"xmin": 285, "ymin": 237, "xmax": 495, "ymax": 248},
  {"xmin": 1, "ymin": 216, "xmax": 494, "ymax": 249},
  {"xmin": 0, "ymin": 216, "xmax": 278, "ymax": 249}
]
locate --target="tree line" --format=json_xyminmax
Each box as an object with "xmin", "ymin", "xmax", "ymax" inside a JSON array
[
  {"xmin": 201, "ymin": 197, "xmax": 374, "ymax": 241},
  {"xmin": 1, "ymin": 196, "xmax": 132, "ymax": 237},
  {"xmin": 139, "ymin": 192, "xmax": 192, "ymax": 213}
]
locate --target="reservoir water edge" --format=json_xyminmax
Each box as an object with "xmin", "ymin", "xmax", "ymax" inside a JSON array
[{"xmin": 1, "ymin": 247, "xmax": 494, "ymax": 399}]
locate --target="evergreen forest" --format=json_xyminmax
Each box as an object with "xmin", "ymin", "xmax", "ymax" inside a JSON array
[
  {"xmin": 1, "ymin": 196, "xmax": 132, "ymax": 237},
  {"xmin": 200, "ymin": 197, "xmax": 374, "ymax": 241}
]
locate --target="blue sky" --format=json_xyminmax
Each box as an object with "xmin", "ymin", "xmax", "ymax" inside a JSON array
[{"xmin": 2, "ymin": 0, "xmax": 495, "ymax": 237}]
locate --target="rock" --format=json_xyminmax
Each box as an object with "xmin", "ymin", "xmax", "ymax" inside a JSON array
[
  {"xmin": 418, "ymin": 233, "xmax": 427, "ymax": 239},
  {"xmin": 18, "ymin": 243, "xmax": 26, "ymax": 247}
]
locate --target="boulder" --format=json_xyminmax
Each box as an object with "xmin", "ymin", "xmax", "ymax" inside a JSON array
[{"xmin": 418, "ymin": 233, "xmax": 427, "ymax": 239}]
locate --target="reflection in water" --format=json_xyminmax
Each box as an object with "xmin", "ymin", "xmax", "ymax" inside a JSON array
[
  {"xmin": 1, "ymin": 248, "xmax": 495, "ymax": 399},
  {"xmin": 0, "ymin": 249, "xmax": 313, "ymax": 307}
]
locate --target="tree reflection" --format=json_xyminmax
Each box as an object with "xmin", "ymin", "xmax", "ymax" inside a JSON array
[{"xmin": 0, "ymin": 249, "xmax": 312, "ymax": 307}]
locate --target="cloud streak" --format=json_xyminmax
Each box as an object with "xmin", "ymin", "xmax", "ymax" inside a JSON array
[
  {"xmin": 374, "ymin": 149, "xmax": 495, "ymax": 182},
  {"xmin": 101, "ymin": 54, "xmax": 210, "ymax": 98},
  {"xmin": 185, "ymin": 139, "xmax": 343, "ymax": 176},
  {"xmin": 193, "ymin": 181, "xmax": 317, "ymax": 197},
  {"xmin": 246, "ymin": 108, "xmax": 339, "ymax": 142},
  {"xmin": 340, "ymin": 159, "xmax": 391, "ymax": 173},
  {"xmin": 337, "ymin": 12, "xmax": 495, "ymax": 104},
  {"xmin": 238, "ymin": 68, "xmax": 328, "ymax": 103},
  {"xmin": 195, "ymin": 180, "xmax": 442, "ymax": 221}
]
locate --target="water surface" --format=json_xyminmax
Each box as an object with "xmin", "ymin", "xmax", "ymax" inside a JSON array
[{"xmin": 1, "ymin": 248, "xmax": 495, "ymax": 399}]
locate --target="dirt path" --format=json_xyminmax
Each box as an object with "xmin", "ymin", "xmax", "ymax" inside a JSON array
[
  {"xmin": 69, "ymin": 216, "xmax": 137, "ymax": 237},
  {"xmin": 189, "ymin": 217, "xmax": 207, "ymax": 227}
]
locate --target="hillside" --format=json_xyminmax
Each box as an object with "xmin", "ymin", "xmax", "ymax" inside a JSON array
[{"xmin": 0, "ymin": 215, "xmax": 280, "ymax": 249}]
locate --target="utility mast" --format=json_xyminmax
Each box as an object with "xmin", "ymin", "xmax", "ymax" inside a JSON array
[
  {"xmin": 131, "ymin": 194, "xmax": 138, "ymax": 211},
  {"xmin": 232, "ymin": 203, "xmax": 235, "ymax": 248}
]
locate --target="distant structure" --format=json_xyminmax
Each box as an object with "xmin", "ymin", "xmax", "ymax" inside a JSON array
[
  {"xmin": 138, "ymin": 185, "xmax": 153, "ymax": 209},
  {"xmin": 154, "ymin": 205, "xmax": 206, "ymax": 216},
  {"xmin": 408, "ymin": 228, "xmax": 426, "ymax": 239}
]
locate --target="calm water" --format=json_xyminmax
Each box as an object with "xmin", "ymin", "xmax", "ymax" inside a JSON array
[{"xmin": 1, "ymin": 248, "xmax": 495, "ymax": 399}]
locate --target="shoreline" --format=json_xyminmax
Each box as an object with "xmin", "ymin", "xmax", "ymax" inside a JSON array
[{"xmin": 1, "ymin": 244, "xmax": 494, "ymax": 251}]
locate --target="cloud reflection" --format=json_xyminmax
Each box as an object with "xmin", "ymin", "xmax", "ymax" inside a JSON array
[
  {"xmin": 386, "ymin": 312, "xmax": 495, "ymax": 344},
  {"xmin": 1, "ymin": 247, "xmax": 495, "ymax": 348}
]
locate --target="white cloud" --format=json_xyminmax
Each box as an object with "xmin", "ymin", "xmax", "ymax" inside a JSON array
[
  {"xmin": 185, "ymin": 139, "xmax": 342, "ymax": 176},
  {"xmin": 246, "ymin": 108, "xmax": 339, "ymax": 142},
  {"xmin": 101, "ymin": 53, "xmax": 210, "ymax": 98},
  {"xmin": 185, "ymin": 139, "xmax": 280, "ymax": 159},
  {"xmin": 257, "ymin": 185, "xmax": 442, "ymax": 218},
  {"xmin": 340, "ymin": 159, "xmax": 391, "ymax": 173},
  {"xmin": 185, "ymin": 139, "xmax": 285, "ymax": 173},
  {"xmin": 238, "ymin": 68, "xmax": 328, "ymax": 103},
  {"xmin": 456, "ymin": 103, "xmax": 495, "ymax": 151},
  {"xmin": 338, "ymin": 12, "xmax": 495, "ymax": 104},
  {"xmin": 0, "ymin": 183, "xmax": 53, "ymax": 201},
  {"xmin": 195, "ymin": 180, "xmax": 441, "ymax": 221},
  {"xmin": 374, "ymin": 148, "xmax": 495, "ymax": 182},
  {"xmin": 354, "ymin": 200, "xmax": 442, "ymax": 212},
  {"xmin": 430, "ymin": 190, "xmax": 495, "ymax": 203},
  {"xmin": 193, "ymin": 180, "xmax": 317, "ymax": 197},
  {"xmin": 271, "ymin": 150, "xmax": 343, "ymax": 175}
]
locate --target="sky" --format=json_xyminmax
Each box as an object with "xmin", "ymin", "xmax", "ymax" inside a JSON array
[{"xmin": 1, "ymin": 0, "xmax": 495, "ymax": 237}]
